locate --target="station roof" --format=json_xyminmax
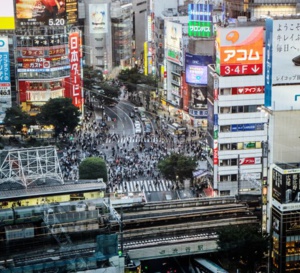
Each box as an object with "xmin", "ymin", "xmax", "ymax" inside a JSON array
[{"xmin": 0, "ymin": 179, "xmax": 107, "ymax": 201}]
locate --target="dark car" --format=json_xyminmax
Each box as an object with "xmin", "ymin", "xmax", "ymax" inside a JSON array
[{"xmin": 129, "ymin": 112, "xmax": 135, "ymax": 118}]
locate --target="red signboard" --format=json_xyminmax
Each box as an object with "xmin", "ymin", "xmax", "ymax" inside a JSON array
[
  {"xmin": 239, "ymin": 157, "xmax": 261, "ymax": 165},
  {"xmin": 213, "ymin": 88, "xmax": 218, "ymax": 100},
  {"xmin": 232, "ymin": 86, "xmax": 264, "ymax": 95},
  {"xmin": 21, "ymin": 48, "xmax": 44, "ymax": 57},
  {"xmin": 220, "ymin": 64, "xmax": 263, "ymax": 76},
  {"xmin": 213, "ymin": 139, "xmax": 218, "ymax": 165},
  {"xmin": 66, "ymin": 31, "xmax": 82, "ymax": 109}
]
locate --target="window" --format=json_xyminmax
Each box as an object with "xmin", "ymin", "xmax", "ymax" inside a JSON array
[
  {"xmin": 220, "ymin": 125, "xmax": 230, "ymax": 132},
  {"xmin": 220, "ymin": 190, "xmax": 230, "ymax": 196}
]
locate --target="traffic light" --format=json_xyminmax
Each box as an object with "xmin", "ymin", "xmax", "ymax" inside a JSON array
[{"xmin": 118, "ymin": 250, "xmax": 122, "ymax": 257}]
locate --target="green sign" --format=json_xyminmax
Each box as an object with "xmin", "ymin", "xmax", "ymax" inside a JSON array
[
  {"xmin": 245, "ymin": 142, "xmax": 256, "ymax": 149},
  {"xmin": 214, "ymin": 130, "xmax": 218, "ymax": 139},
  {"xmin": 188, "ymin": 21, "xmax": 212, "ymax": 37}
]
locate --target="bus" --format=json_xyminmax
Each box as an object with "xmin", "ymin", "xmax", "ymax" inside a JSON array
[
  {"xmin": 167, "ymin": 122, "xmax": 187, "ymax": 136},
  {"xmin": 191, "ymin": 258, "xmax": 228, "ymax": 273}
]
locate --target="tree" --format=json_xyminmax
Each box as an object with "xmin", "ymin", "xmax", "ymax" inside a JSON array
[
  {"xmin": 217, "ymin": 225, "xmax": 269, "ymax": 272},
  {"xmin": 36, "ymin": 98, "xmax": 80, "ymax": 136},
  {"xmin": 79, "ymin": 157, "xmax": 108, "ymax": 182},
  {"xmin": 4, "ymin": 106, "xmax": 35, "ymax": 132},
  {"xmin": 158, "ymin": 153, "xmax": 197, "ymax": 182}
]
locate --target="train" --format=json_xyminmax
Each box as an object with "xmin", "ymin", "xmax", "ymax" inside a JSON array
[{"xmin": 0, "ymin": 199, "xmax": 109, "ymax": 242}]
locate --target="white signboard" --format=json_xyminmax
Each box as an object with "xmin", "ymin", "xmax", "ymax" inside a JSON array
[
  {"xmin": 89, "ymin": 4, "xmax": 108, "ymax": 34},
  {"xmin": 270, "ymin": 19, "xmax": 300, "ymax": 84},
  {"xmin": 272, "ymin": 85, "xmax": 300, "ymax": 111}
]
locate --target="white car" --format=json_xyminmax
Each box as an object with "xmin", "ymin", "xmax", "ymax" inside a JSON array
[
  {"xmin": 135, "ymin": 126, "xmax": 142, "ymax": 134},
  {"xmin": 134, "ymin": 120, "xmax": 141, "ymax": 127}
]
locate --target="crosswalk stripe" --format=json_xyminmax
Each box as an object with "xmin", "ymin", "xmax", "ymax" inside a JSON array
[
  {"xmin": 110, "ymin": 180, "xmax": 175, "ymax": 193},
  {"xmin": 105, "ymin": 136, "xmax": 164, "ymax": 144}
]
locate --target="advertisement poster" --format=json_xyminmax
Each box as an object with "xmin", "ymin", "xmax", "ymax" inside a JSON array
[
  {"xmin": 185, "ymin": 53, "xmax": 213, "ymax": 85},
  {"xmin": 16, "ymin": 0, "xmax": 77, "ymax": 27},
  {"xmin": 216, "ymin": 26, "xmax": 264, "ymax": 76},
  {"xmin": 165, "ymin": 21, "xmax": 182, "ymax": 65},
  {"xmin": 272, "ymin": 166, "xmax": 300, "ymax": 204},
  {"xmin": 266, "ymin": 19, "xmax": 300, "ymax": 85},
  {"xmin": 89, "ymin": 4, "xmax": 108, "ymax": 34}
]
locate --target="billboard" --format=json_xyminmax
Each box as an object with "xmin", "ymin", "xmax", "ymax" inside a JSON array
[
  {"xmin": 271, "ymin": 85, "xmax": 300, "ymax": 111},
  {"xmin": 165, "ymin": 21, "xmax": 182, "ymax": 65},
  {"xmin": 239, "ymin": 157, "xmax": 261, "ymax": 165},
  {"xmin": 185, "ymin": 53, "xmax": 213, "ymax": 85},
  {"xmin": 272, "ymin": 166, "xmax": 300, "ymax": 204},
  {"xmin": 231, "ymin": 86, "xmax": 264, "ymax": 95},
  {"xmin": 16, "ymin": 0, "xmax": 77, "ymax": 27},
  {"xmin": 231, "ymin": 123, "xmax": 264, "ymax": 132},
  {"xmin": 265, "ymin": 19, "xmax": 300, "ymax": 86},
  {"xmin": 215, "ymin": 26, "xmax": 264, "ymax": 76},
  {"xmin": 67, "ymin": 31, "xmax": 82, "ymax": 109},
  {"xmin": 188, "ymin": 4, "xmax": 213, "ymax": 37},
  {"xmin": 89, "ymin": 4, "xmax": 108, "ymax": 34},
  {"xmin": 0, "ymin": 37, "xmax": 11, "ymax": 123},
  {"xmin": 0, "ymin": 0, "xmax": 15, "ymax": 30}
]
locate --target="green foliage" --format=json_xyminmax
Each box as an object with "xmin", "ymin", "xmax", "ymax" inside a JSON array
[
  {"xmin": 118, "ymin": 68, "xmax": 156, "ymax": 92},
  {"xmin": 36, "ymin": 98, "xmax": 80, "ymax": 135},
  {"xmin": 217, "ymin": 225, "xmax": 269, "ymax": 272},
  {"xmin": 158, "ymin": 153, "xmax": 197, "ymax": 182},
  {"xmin": 4, "ymin": 106, "xmax": 35, "ymax": 132},
  {"xmin": 79, "ymin": 157, "xmax": 108, "ymax": 182}
]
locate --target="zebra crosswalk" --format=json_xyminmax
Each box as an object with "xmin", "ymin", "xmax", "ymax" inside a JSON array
[
  {"xmin": 105, "ymin": 136, "xmax": 164, "ymax": 144},
  {"xmin": 109, "ymin": 179, "xmax": 175, "ymax": 193}
]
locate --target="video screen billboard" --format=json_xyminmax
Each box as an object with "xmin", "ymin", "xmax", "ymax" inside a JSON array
[
  {"xmin": 185, "ymin": 53, "xmax": 213, "ymax": 85},
  {"xmin": 16, "ymin": 0, "xmax": 77, "ymax": 27},
  {"xmin": 265, "ymin": 19, "xmax": 300, "ymax": 86},
  {"xmin": 188, "ymin": 4, "xmax": 213, "ymax": 37},
  {"xmin": 0, "ymin": 0, "xmax": 15, "ymax": 30},
  {"xmin": 215, "ymin": 26, "xmax": 264, "ymax": 76},
  {"xmin": 89, "ymin": 4, "xmax": 108, "ymax": 34}
]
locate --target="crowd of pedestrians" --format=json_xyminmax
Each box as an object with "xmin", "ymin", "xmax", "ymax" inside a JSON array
[{"xmin": 58, "ymin": 95, "xmax": 209, "ymax": 192}]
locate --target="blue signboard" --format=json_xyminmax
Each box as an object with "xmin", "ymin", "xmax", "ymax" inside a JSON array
[
  {"xmin": 188, "ymin": 4, "xmax": 212, "ymax": 22},
  {"xmin": 185, "ymin": 53, "xmax": 213, "ymax": 85},
  {"xmin": 264, "ymin": 19, "xmax": 273, "ymax": 107},
  {"xmin": 231, "ymin": 123, "xmax": 264, "ymax": 132}
]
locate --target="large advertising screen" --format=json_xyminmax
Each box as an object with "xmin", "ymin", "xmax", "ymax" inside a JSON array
[
  {"xmin": 89, "ymin": 4, "xmax": 108, "ymax": 34},
  {"xmin": 188, "ymin": 4, "xmax": 213, "ymax": 37},
  {"xmin": 165, "ymin": 21, "xmax": 182, "ymax": 65},
  {"xmin": 265, "ymin": 19, "xmax": 300, "ymax": 86},
  {"xmin": 185, "ymin": 53, "xmax": 213, "ymax": 85},
  {"xmin": 0, "ymin": 37, "xmax": 12, "ymax": 123},
  {"xmin": 0, "ymin": 0, "xmax": 15, "ymax": 30},
  {"xmin": 16, "ymin": 0, "xmax": 77, "ymax": 27},
  {"xmin": 215, "ymin": 26, "xmax": 264, "ymax": 76},
  {"xmin": 272, "ymin": 166, "xmax": 300, "ymax": 204}
]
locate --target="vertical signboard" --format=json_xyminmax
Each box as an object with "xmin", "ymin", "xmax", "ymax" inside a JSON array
[
  {"xmin": 66, "ymin": 0, "xmax": 78, "ymax": 25},
  {"xmin": 188, "ymin": 4, "xmax": 213, "ymax": 37},
  {"xmin": 67, "ymin": 31, "xmax": 82, "ymax": 109},
  {"xmin": 89, "ymin": 4, "xmax": 108, "ymax": 34},
  {"xmin": 265, "ymin": 19, "xmax": 273, "ymax": 107},
  {"xmin": 0, "ymin": 37, "xmax": 11, "ymax": 123},
  {"xmin": 0, "ymin": 0, "xmax": 15, "ymax": 30},
  {"xmin": 215, "ymin": 26, "xmax": 264, "ymax": 76},
  {"xmin": 165, "ymin": 21, "xmax": 183, "ymax": 65}
]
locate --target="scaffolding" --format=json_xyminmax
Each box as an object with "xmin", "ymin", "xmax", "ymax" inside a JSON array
[{"xmin": 0, "ymin": 146, "xmax": 64, "ymax": 188}]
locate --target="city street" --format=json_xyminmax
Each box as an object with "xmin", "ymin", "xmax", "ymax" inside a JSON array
[{"xmin": 59, "ymin": 87, "xmax": 209, "ymax": 198}]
